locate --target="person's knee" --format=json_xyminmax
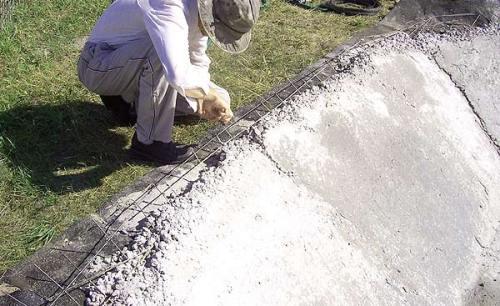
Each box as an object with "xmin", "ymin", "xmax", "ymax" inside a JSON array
[
  {"xmin": 76, "ymin": 44, "xmax": 102, "ymax": 93},
  {"xmin": 77, "ymin": 59, "xmax": 95, "ymax": 93}
]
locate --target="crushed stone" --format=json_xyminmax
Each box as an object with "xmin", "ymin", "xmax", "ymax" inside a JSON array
[{"xmin": 86, "ymin": 26, "xmax": 500, "ymax": 305}]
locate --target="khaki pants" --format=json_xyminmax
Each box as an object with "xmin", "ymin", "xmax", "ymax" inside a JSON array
[{"xmin": 77, "ymin": 37, "xmax": 196, "ymax": 144}]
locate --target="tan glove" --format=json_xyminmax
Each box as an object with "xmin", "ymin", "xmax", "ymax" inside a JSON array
[{"xmin": 196, "ymin": 88, "xmax": 233, "ymax": 125}]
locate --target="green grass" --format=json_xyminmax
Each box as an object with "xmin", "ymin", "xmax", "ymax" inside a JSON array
[{"xmin": 0, "ymin": 0, "xmax": 397, "ymax": 272}]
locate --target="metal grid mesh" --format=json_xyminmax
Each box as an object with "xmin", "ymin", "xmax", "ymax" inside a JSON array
[
  {"xmin": 6, "ymin": 43, "xmax": 356, "ymax": 305},
  {"xmin": 1, "ymin": 13, "xmax": 486, "ymax": 305}
]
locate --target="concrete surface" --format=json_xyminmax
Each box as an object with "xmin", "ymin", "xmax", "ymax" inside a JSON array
[
  {"xmin": 2, "ymin": 1, "xmax": 499, "ymax": 305},
  {"xmin": 84, "ymin": 29, "xmax": 500, "ymax": 305},
  {"xmin": 433, "ymin": 36, "xmax": 500, "ymax": 148}
]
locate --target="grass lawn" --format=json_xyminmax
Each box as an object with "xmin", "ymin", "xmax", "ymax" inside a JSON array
[{"xmin": 0, "ymin": 0, "xmax": 397, "ymax": 272}]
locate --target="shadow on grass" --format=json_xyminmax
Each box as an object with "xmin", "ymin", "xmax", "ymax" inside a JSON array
[{"xmin": 0, "ymin": 100, "xmax": 131, "ymax": 194}]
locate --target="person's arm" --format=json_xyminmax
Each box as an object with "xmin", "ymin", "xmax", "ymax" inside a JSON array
[
  {"xmin": 189, "ymin": 26, "xmax": 212, "ymax": 74},
  {"xmin": 137, "ymin": 0, "xmax": 233, "ymax": 123},
  {"xmin": 187, "ymin": 29, "xmax": 233, "ymax": 123},
  {"xmin": 137, "ymin": 0, "xmax": 209, "ymax": 99},
  {"xmin": 181, "ymin": 24, "xmax": 212, "ymax": 110}
]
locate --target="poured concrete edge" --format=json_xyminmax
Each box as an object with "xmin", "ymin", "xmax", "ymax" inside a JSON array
[{"xmin": 1, "ymin": 0, "xmax": 498, "ymax": 305}]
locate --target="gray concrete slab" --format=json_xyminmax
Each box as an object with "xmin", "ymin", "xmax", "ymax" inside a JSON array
[
  {"xmin": 83, "ymin": 30, "xmax": 500, "ymax": 305},
  {"xmin": 434, "ymin": 35, "xmax": 500, "ymax": 148},
  {"xmin": 262, "ymin": 42, "xmax": 500, "ymax": 305},
  {"xmin": 380, "ymin": 0, "xmax": 499, "ymax": 28}
]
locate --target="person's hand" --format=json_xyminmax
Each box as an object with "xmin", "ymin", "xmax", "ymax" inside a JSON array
[{"xmin": 197, "ymin": 89, "xmax": 233, "ymax": 124}]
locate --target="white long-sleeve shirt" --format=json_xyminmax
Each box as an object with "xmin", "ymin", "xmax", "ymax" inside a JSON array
[{"xmin": 88, "ymin": 0, "xmax": 211, "ymax": 97}]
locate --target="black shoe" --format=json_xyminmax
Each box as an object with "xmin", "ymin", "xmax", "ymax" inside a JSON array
[
  {"xmin": 174, "ymin": 112, "xmax": 203, "ymax": 125},
  {"xmin": 100, "ymin": 95, "xmax": 137, "ymax": 126},
  {"xmin": 129, "ymin": 133, "xmax": 195, "ymax": 165},
  {"xmin": 101, "ymin": 96, "xmax": 201, "ymax": 126}
]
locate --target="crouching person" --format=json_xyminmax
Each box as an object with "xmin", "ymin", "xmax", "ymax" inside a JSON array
[{"xmin": 77, "ymin": 0, "xmax": 259, "ymax": 164}]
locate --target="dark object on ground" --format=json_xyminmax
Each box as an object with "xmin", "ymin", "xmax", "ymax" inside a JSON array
[
  {"xmin": 100, "ymin": 95, "xmax": 202, "ymax": 126},
  {"xmin": 174, "ymin": 113, "xmax": 203, "ymax": 125},
  {"xmin": 129, "ymin": 133, "xmax": 195, "ymax": 165},
  {"xmin": 100, "ymin": 95, "xmax": 137, "ymax": 126},
  {"xmin": 287, "ymin": 0, "xmax": 381, "ymax": 15},
  {"xmin": 319, "ymin": 0, "xmax": 381, "ymax": 16}
]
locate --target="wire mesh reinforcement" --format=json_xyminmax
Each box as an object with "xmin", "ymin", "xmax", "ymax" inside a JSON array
[
  {"xmin": 1, "ymin": 13, "xmax": 487, "ymax": 305},
  {"xmin": 36, "ymin": 42, "xmax": 361, "ymax": 305},
  {"xmin": 43, "ymin": 33, "xmax": 379, "ymax": 305}
]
